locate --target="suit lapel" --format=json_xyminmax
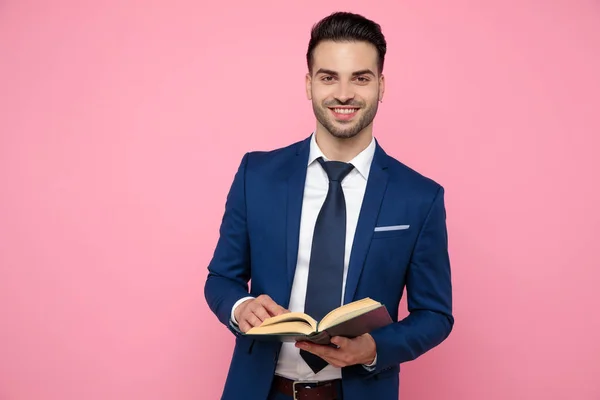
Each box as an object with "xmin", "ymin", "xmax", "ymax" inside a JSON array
[
  {"xmin": 285, "ymin": 137, "xmax": 310, "ymax": 298},
  {"xmin": 344, "ymin": 142, "xmax": 390, "ymax": 304}
]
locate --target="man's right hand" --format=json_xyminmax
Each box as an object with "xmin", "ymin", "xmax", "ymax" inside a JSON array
[{"xmin": 234, "ymin": 295, "xmax": 289, "ymax": 333}]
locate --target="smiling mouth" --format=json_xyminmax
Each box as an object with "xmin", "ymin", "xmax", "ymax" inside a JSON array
[
  {"xmin": 329, "ymin": 107, "xmax": 359, "ymax": 114},
  {"xmin": 329, "ymin": 107, "xmax": 360, "ymax": 121}
]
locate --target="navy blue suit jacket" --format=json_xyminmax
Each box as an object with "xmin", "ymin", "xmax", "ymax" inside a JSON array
[{"xmin": 204, "ymin": 135, "xmax": 454, "ymax": 400}]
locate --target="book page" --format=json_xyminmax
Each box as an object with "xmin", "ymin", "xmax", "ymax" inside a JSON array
[
  {"xmin": 246, "ymin": 320, "xmax": 315, "ymax": 336},
  {"xmin": 256, "ymin": 312, "xmax": 318, "ymax": 331},
  {"xmin": 319, "ymin": 298, "xmax": 381, "ymax": 331}
]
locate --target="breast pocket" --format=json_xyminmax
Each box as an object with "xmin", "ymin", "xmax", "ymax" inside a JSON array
[
  {"xmin": 363, "ymin": 225, "xmax": 414, "ymax": 294},
  {"xmin": 372, "ymin": 224, "xmax": 411, "ymax": 239}
]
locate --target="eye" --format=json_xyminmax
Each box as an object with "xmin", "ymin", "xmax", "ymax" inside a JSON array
[
  {"xmin": 321, "ymin": 75, "xmax": 334, "ymax": 82},
  {"xmin": 355, "ymin": 76, "xmax": 370, "ymax": 83}
]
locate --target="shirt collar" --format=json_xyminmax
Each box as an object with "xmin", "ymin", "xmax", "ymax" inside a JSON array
[{"xmin": 307, "ymin": 132, "xmax": 376, "ymax": 180}]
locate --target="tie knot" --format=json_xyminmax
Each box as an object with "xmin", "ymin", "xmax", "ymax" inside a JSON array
[{"xmin": 318, "ymin": 157, "xmax": 354, "ymax": 182}]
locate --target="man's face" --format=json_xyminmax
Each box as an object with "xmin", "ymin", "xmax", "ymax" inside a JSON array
[{"xmin": 306, "ymin": 40, "xmax": 384, "ymax": 140}]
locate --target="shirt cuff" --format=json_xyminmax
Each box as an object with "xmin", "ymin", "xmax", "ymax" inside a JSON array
[
  {"xmin": 362, "ymin": 354, "xmax": 377, "ymax": 370},
  {"xmin": 230, "ymin": 296, "xmax": 255, "ymax": 325}
]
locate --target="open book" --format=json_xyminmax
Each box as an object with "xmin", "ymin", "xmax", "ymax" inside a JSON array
[{"xmin": 244, "ymin": 298, "xmax": 392, "ymax": 345}]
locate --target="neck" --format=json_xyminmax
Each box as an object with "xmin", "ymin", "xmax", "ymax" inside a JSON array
[{"xmin": 314, "ymin": 127, "xmax": 373, "ymax": 163}]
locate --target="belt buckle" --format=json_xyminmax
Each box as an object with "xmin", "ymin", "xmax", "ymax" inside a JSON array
[{"xmin": 292, "ymin": 380, "xmax": 318, "ymax": 400}]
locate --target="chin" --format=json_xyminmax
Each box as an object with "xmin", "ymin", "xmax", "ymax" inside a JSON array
[
  {"xmin": 327, "ymin": 126, "xmax": 362, "ymax": 139},
  {"xmin": 330, "ymin": 131, "xmax": 359, "ymax": 139}
]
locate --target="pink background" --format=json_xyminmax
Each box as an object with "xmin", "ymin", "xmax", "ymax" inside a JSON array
[{"xmin": 1, "ymin": 1, "xmax": 599, "ymax": 399}]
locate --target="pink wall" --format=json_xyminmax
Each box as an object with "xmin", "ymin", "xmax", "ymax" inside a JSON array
[{"xmin": 1, "ymin": 1, "xmax": 599, "ymax": 399}]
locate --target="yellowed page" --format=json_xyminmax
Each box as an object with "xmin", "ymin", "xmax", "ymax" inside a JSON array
[
  {"xmin": 257, "ymin": 312, "xmax": 318, "ymax": 331},
  {"xmin": 319, "ymin": 298, "xmax": 381, "ymax": 330},
  {"xmin": 246, "ymin": 320, "xmax": 315, "ymax": 336}
]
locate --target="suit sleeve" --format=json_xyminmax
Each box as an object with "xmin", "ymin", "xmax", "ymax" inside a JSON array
[
  {"xmin": 204, "ymin": 153, "xmax": 253, "ymax": 335},
  {"xmin": 367, "ymin": 185, "xmax": 454, "ymax": 374}
]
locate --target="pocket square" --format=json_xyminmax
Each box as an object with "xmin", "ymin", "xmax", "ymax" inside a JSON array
[{"xmin": 374, "ymin": 225, "xmax": 410, "ymax": 232}]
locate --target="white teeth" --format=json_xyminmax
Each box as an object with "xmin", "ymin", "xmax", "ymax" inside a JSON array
[{"xmin": 333, "ymin": 108, "xmax": 358, "ymax": 114}]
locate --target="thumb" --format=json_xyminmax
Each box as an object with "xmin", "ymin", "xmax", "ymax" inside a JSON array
[
  {"xmin": 263, "ymin": 301, "xmax": 287, "ymax": 316},
  {"xmin": 330, "ymin": 336, "xmax": 350, "ymax": 347}
]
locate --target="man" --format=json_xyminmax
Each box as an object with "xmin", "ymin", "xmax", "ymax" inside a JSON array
[{"xmin": 204, "ymin": 11, "xmax": 453, "ymax": 400}]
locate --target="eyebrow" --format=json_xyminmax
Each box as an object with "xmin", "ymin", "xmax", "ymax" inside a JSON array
[{"xmin": 314, "ymin": 68, "xmax": 376, "ymax": 77}]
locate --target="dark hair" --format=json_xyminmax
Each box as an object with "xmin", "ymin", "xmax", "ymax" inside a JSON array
[{"xmin": 306, "ymin": 12, "xmax": 387, "ymax": 75}]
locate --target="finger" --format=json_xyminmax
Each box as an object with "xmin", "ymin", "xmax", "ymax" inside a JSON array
[
  {"xmin": 321, "ymin": 356, "xmax": 345, "ymax": 368},
  {"xmin": 307, "ymin": 350, "xmax": 346, "ymax": 367},
  {"xmin": 296, "ymin": 342, "xmax": 339, "ymax": 360},
  {"xmin": 306, "ymin": 353, "xmax": 344, "ymax": 368},
  {"xmin": 258, "ymin": 296, "xmax": 287, "ymax": 316},
  {"xmin": 330, "ymin": 336, "xmax": 351, "ymax": 348},
  {"xmin": 261, "ymin": 300, "xmax": 286, "ymax": 316},
  {"xmin": 245, "ymin": 312, "xmax": 262, "ymax": 328},
  {"xmin": 238, "ymin": 320, "xmax": 251, "ymax": 333},
  {"xmin": 296, "ymin": 342, "xmax": 354, "ymax": 367},
  {"xmin": 251, "ymin": 305, "xmax": 271, "ymax": 322}
]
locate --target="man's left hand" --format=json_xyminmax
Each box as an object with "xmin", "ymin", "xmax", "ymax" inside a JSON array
[{"xmin": 295, "ymin": 334, "xmax": 376, "ymax": 368}]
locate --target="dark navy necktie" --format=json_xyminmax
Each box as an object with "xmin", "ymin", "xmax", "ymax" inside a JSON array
[{"xmin": 300, "ymin": 157, "xmax": 355, "ymax": 374}]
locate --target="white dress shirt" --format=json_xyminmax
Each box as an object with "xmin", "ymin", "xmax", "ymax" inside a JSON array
[{"xmin": 232, "ymin": 133, "xmax": 376, "ymax": 381}]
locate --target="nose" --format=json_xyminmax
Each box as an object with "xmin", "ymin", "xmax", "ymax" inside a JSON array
[{"xmin": 334, "ymin": 81, "xmax": 355, "ymax": 103}]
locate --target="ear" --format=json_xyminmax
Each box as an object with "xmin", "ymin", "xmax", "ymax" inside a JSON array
[
  {"xmin": 305, "ymin": 73, "xmax": 312, "ymax": 100},
  {"xmin": 378, "ymin": 74, "xmax": 385, "ymax": 102}
]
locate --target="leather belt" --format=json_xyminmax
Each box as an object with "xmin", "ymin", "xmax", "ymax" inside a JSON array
[{"xmin": 272, "ymin": 375, "xmax": 342, "ymax": 400}]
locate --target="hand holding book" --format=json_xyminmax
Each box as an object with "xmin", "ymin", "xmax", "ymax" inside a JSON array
[
  {"xmin": 234, "ymin": 294, "xmax": 290, "ymax": 333},
  {"xmin": 296, "ymin": 333, "xmax": 377, "ymax": 367},
  {"xmin": 244, "ymin": 297, "xmax": 392, "ymax": 345}
]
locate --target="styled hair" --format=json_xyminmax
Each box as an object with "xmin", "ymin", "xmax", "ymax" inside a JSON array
[{"xmin": 306, "ymin": 12, "xmax": 387, "ymax": 75}]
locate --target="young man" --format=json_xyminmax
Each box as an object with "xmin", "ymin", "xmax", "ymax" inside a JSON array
[{"xmin": 204, "ymin": 11, "xmax": 454, "ymax": 400}]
